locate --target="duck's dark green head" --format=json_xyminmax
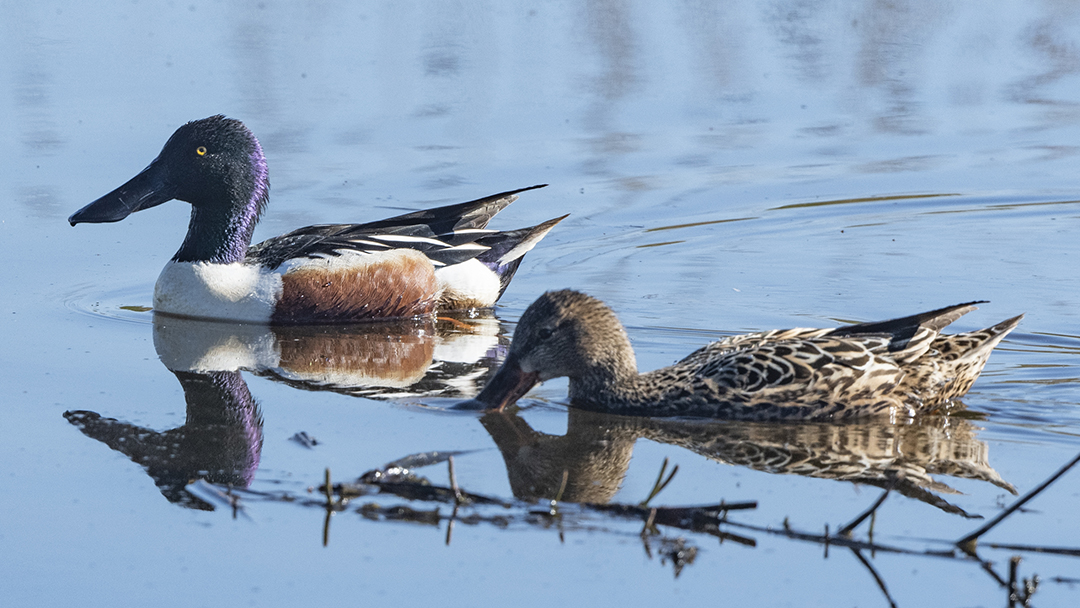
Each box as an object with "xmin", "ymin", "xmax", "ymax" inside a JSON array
[{"xmin": 69, "ymin": 115, "xmax": 270, "ymax": 264}]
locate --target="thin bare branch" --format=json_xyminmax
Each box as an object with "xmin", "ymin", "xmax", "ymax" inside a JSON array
[
  {"xmin": 957, "ymin": 450, "xmax": 1080, "ymax": 551},
  {"xmin": 850, "ymin": 548, "xmax": 898, "ymax": 608},
  {"xmin": 839, "ymin": 488, "xmax": 891, "ymax": 537},
  {"xmin": 448, "ymin": 455, "xmax": 463, "ymax": 505},
  {"xmin": 641, "ymin": 458, "xmax": 679, "ymax": 507}
]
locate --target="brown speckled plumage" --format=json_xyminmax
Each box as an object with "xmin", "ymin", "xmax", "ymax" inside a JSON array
[{"xmin": 466, "ymin": 290, "xmax": 1022, "ymax": 421}]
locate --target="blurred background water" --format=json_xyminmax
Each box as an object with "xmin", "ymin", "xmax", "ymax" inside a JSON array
[{"xmin": 2, "ymin": 2, "xmax": 1079, "ymax": 606}]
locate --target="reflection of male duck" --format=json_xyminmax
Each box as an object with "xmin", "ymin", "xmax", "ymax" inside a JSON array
[
  {"xmin": 65, "ymin": 370, "xmax": 262, "ymax": 510},
  {"xmin": 153, "ymin": 312, "xmax": 505, "ymax": 398},
  {"xmin": 64, "ymin": 313, "xmax": 508, "ymax": 508},
  {"xmin": 481, "ymin": 409, "xmax": 1015, "ymax": 515}
]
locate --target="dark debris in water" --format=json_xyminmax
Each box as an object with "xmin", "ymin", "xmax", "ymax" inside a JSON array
[
  {"xmin": 357, "ymin": 449, "xmax": 479, "ymax": 485},
  {"xmin": 289, "ymin": 431, "xmax": 319, "ymax": 448},
  {"xmin": 652, "ymin": 537, "xmax": 698, "ymax": 578}
]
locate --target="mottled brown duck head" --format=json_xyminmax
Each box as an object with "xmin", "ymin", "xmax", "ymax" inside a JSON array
[{"xmin": 458, "ymin": 289, "xmax": 638, "ymax": 411}]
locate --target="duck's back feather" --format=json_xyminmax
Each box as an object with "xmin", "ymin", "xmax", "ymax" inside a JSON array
[
  {"xmin": 609, "ymin": 302, "xmax": 1017, "ymax": 419},
  {"xmin": 247, "ymin": 185, "xmax": 546, "ymax": 269}
]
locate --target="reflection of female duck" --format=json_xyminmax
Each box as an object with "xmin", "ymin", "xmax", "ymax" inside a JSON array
[
  {"xmin": 481, "ymin": 409, "xmax": 636, "ymax": 503},
  {"xmin": 626, "ymin": 416, "xmax": 1017, "ymax": 516},
  {"xmin": 466, "ymin": 290, "xmax": 1022, "ymax": 420},
  {"xmin": 480, "ymin": 409, "xmax": 1015, "ymax": 515}
]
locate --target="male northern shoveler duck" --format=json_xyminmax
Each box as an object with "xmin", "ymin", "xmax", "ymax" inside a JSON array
[
  {"xmin": 460, "ymin": 290, "xmax": 1023, "ymax": 420},
  {"xmin": 68, "ymin": 115, "xmax": 565, "ymax": 324}
]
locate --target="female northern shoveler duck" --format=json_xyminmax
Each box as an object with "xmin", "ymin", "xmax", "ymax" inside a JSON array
[
  {"xmin": 460, "ymin": 290, "xmax": 1023, "ymax": 420},
  {"xmin": 68, "ymin": 115, "xmax": 565, "ymax": 324}
]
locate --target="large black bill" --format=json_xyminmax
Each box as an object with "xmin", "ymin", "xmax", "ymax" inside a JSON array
[{"xmin": 69, "ymin": 159, "xmax": 175, "ymax": 226}]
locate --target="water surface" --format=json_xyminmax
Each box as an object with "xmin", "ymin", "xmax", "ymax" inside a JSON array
[{"xmin": 2, "ymin": 2, "xmax": 1079, "ymax": 607}]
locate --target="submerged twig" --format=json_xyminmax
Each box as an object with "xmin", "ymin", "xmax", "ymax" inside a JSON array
[
  {"xmin": 839, "ymin": 488, "xmax": 892, "ymax": 537},
  {"xmin": 1004, "ymin": 555, "xmax": 1039, "ymax": 607},
  {"xmin": 1008, "ymin": 556, "xmax": 1021, "ymax": 606},
  {"xmin": 446, "ymin": 503, "xmax": 458, "ymax": 547},
  {"xmin": 552, "ymin": 469, "xmax": 570, "ymax": 543},
  {"xmin": 957, "ymin": 450, "xmax": 1080, "ymax": 552},
  {"xmin": 554, "ymin": 470, "xmax": 569, "ymax": 504},
  {"xmin": 984, "ymin": 543, "xmax": 1080, "ymax": 557},
  {"xmin": 448, "ymin": 455, "xmax": 463, "ymax": 505},
  {"xmin": 850, "ymin": 548, "xmax": 898, "ymax": 608},
  {"xmin": 445, "ymin": 455, "xmax": 464, "ymax": 546},
  {"xmin": 323, "ymin": 468, "xmax": 333, "ymax": 547},
  {"xmin": 641, "ymin": 508, "xmax": 658, "ymax": 537}
]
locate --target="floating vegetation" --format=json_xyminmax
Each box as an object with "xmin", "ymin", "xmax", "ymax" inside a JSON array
[{"xmin": 186, "ymin": 446, "xmax": 1080, "ymax": 603}]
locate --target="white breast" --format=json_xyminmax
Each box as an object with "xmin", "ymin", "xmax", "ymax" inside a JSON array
[{"xmin": 154, "ymin": 260, "xmax": 283, "ymax": 323}]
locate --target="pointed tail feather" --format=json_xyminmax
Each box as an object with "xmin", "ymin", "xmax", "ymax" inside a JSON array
[
  {"xmin": 443, "ymin": 184, "xmax": 548, "ymax": 231},
  {"xmin": 918, "ymin": 313, "xmax": 1023, "ymax": 403},
  {"xmin": 355, "ymin": 184, "xmax": 548, "ymax": 235},
  {"xmin": 476, "ymin": 214, "xmax": 568, "ymax": 298},
  {"xmin": 832, "ymin": 301, "xmax": 985, "ymax": 339},
  {"xmin": 830, "ymin": 301, "xmax": 985, "ymax": 356},
  {"xmin": 935, "ymin": 313, "xmax": 1024, "ymax": 363}
]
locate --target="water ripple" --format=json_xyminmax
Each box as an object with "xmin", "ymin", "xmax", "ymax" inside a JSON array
[{"xmin": 63, "ymin": 282, "xmax": 155, "ymax": 326}]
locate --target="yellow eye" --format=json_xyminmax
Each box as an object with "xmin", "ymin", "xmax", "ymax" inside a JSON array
[{"xmin": 196, "ymin": 146, "xmax": 207, "ymax": 156}]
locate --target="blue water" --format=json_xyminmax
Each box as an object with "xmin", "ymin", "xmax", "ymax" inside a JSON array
[{"xmin": 2, "ymin": 2, "xmax": 1079, "ymax": 606}]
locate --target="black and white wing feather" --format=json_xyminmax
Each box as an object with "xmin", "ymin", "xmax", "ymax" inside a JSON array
[{"xmin": 247, "ymin": 185, "xmax": 547, "ymax": 269}]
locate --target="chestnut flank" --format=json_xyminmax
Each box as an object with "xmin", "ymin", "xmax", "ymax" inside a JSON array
[{"xmin": 273, "ymin": 250, "xmax": 439, "ymax": 324}]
